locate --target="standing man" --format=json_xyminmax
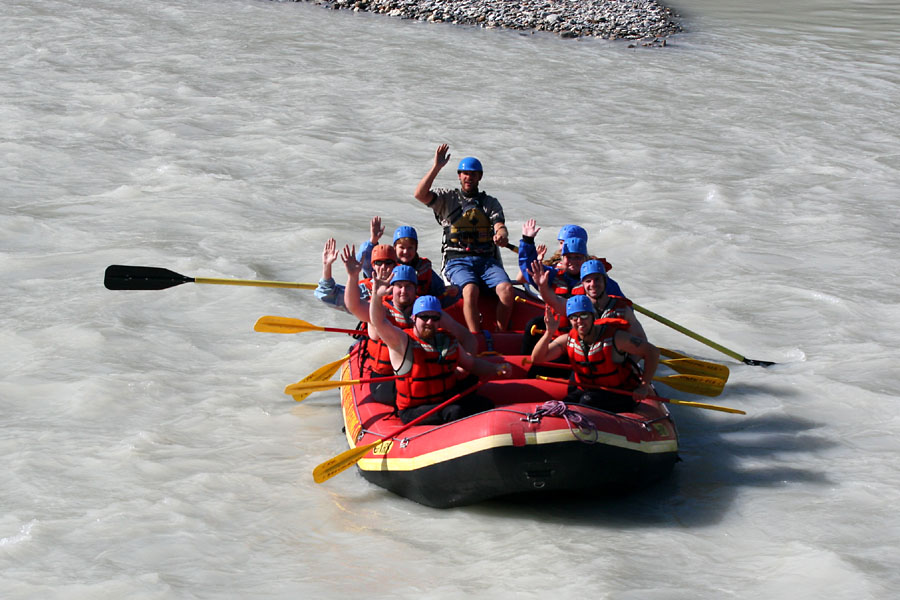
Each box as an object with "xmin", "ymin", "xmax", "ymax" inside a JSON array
[{"xmin": 414, "ymin": 143, "xmax": 514, "ymax": 333}]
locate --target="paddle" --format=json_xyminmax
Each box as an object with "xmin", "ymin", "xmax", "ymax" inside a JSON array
[
  {"xmin": 289, "ymin": 355, "xmax": 350, "ymax": 402},
  {"xmin": 537, "ymin": 377, "xmax": 744, "ymax": 415},
  {"xmin": 525, "ymin": 322, "xmax": 729, "ymax": 381},
  {"xmin": 513, "ymin": 290, "xmax": 774, "ymax": 367},
  {"xmin": 657, "ymin": 358, "xmax": 730, "ymax": 381},
  {"xmin": 528, "ymin": 362, "xmax": 725, "ymax": 397},
  {"xmin": 650, "ymin": 374, "xmax": 725, "ymax": 397},
  {"xmin": 631, "ymin": 303, "xmax": 775, "ymax": 367},
  {"xmin": 312, "ymin": 381, "xmax": 484, "ymax": 483},
  {"xmin": 254, "ymin": 316, "xmax": 360, "ymax": 336},
  {"xmin": 104, "ymin": 265, "xmax": 317, "ymax": 291},
  {"xmin": 284, "ymin": 374, "xmax": 404, "ymax": 396}
]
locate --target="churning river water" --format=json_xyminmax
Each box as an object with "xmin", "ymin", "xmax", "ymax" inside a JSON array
[{"xmin": 2, "ymin": 0, "xmax": 899, "ymax": 597}]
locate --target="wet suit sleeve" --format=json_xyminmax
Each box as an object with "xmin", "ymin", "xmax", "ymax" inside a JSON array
[
  {"xmin": 314, "ymin": 277, "xmax": 349, "ymax": 312},
  {"xmin": 357, "ymin": 240, "xmax": 375, "ymax": 279},
  {"xmin": 518, "ymin": 238, "xmax": 555, "ymax": 288}
]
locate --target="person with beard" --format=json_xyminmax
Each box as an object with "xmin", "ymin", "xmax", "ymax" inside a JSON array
[
  {"xmin": 369, "ymin": 289, "xmax": 513, "ymax": 425},
  {"xmin": 577, "ymin": 259, "xmax": 646, "ymax": 339},
  {"xmin": 530, "ymin": 295, "xmax": 660, "ymax": 413},
  {"xmin": 414, "ymin": 143, "xmax": 514, "ymax": 334}
]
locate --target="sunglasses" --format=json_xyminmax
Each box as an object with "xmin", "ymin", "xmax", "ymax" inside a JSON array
[
  {"xmin": 416, "ymin": 313, "xmax": 441, "ymax": 322},
  {"xmin": 373, "ymin": 260, "xmax": 396, "ymax": 267},
  {"xmin": 568, "ymin": 312, "xmax": 594, "ymax": 322}
]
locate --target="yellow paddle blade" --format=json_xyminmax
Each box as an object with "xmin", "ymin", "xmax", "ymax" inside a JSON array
[
  {"xmin": 313, "ymin": 440, "xmax": 381, "ymax": 484},
  {"xmin": 653, "ymin": 374, "xmax": 726, "ymax": 397},
  {"xmin": 290, "ymin": 355, "xmax": 349, "ymax": 402},
  {"xmin": 254, "ymin": 316, "xmax": 323, "ymax": 334},
  {"xmin": 284, "ymin": 378, "xmax": 360, "ymax": 396},
  {"xmin": 660, "ymin": 347, "xmax": 689, "ymax": 360},
  {"xmin": 666, "ymin": 398, "xmax": 745, "ymax": 415},
  {"xmin": 662, "ymin": 358, "xmax": 730, "ymax": 382}
]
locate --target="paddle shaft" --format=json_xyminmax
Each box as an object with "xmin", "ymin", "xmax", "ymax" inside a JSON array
[
  {"xmin": 631, "ymin": 303, "xmax": 775, "ymax": 367},
  {"xmin": 517, "ymin": 292, "xmax": 770, "ymax": 368},
  {"xmin": 312, "ymin": 381, "xmax": 484, "ymax": 483}
]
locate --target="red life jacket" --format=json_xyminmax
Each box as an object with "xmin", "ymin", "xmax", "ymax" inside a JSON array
[
  {"xmin": 394, "ymin": 331, "xmax": 460, "ymax": 410},
  {"xmin": 566, "ymin": 317, "xmax": 641, "ymax": 390},
  {"xmin": 410, "ymin": 255, "xmax": 436, "ymax": 297}
]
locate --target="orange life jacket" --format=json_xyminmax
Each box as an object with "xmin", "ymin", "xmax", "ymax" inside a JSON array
[
  {"xmin": 566, "ymin": 317, "xmax": 641, "ymax": 390},
  {"xmin": 548, "ymin": 268, "xmax": 585, "ymax": 330},
  {"xmin": 394, "ymin": 331, "xmax": 460, "ymax": 410},
  {"xmin": 552, "ymin": 265, "xmax": 584, "ymax": 298}
]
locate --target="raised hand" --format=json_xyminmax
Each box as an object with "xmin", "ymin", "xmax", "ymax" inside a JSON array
[
  {"xmin": 528, "ymin": 259, "xmax": 550, "ymax": 290},
  {"xmin": 369, "ymin": 215, "xmax": 385, "ymax": 245},
  {"xmin": 544, "ymin": 304, "xmax": 559, "ymax": 337},
  {"xmin": 372, "ymin": 278, "xmax": 392, "ymax": 299},
  {"xmin": 434, "ymin": 143, "xmax": 450, "ymax": 169},
  {"xmin": 536, "ymin": 243, "xmax": 548, "ymax": 262},
  {"xmin": 341, "ymin": 244, "xmax": 361, "ymax": 277},
  {"xmin": 522, "ymin": 218, "xmax": 541, "ymax": 239},
  {"xmin": 322, "ymin": 238, "xmax": 338, "ymax": 268}
]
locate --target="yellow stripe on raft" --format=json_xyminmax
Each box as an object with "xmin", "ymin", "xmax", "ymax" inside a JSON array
[{"xmin": 355, "ymin": 428, "xmax": 678, "ymax": 473}]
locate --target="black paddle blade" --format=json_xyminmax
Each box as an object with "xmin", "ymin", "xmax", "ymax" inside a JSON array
[
  {"xmin": 104, "ymin": 265, "xmax": 194, "ymax": 290},
  {"xmin": 743, "ymin": 358, "xmax": 776, "ymax": 367}
]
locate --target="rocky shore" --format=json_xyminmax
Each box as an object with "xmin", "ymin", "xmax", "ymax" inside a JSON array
[{"xmin": 298, "ymin": 0, "xmax": 682, "ymax": 43}]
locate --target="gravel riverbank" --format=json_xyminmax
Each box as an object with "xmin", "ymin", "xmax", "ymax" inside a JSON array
[{"xmin": 297, "ymin": 0, "xmax": 682, "ymax": 42}]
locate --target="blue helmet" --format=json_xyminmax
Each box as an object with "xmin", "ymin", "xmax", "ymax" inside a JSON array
[
  {"xmin": 566, "ymin": 295, "xmax": 596, "ymax": 318},
  {"xmin": 389, "ymin": 264, "xmax": 417, "ymax": 285},
  {"xmin": 392, "ymin": 225, "xmax": 418, "ymax": 244},
  {"xmin": 580, "ymin": 259, "xmax": 607, "ymax": 281},
  {"xmin": 561, "ymin": 237, "xmax": 588, "ymax": 256},
  {"xmin": 557, "ymin": 225, "xmax": 588, "ymax": 242},
  {"xmin": 457, "ymin": 156, "xmax": 483, "ymax": 173},
  {"xmin": 412, "ymin": 295, "xmax": 442, "ymax": 316}
]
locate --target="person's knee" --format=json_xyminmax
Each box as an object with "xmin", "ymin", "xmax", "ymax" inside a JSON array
[
  {"xmin": 496, "ymin": 282, "xmax": 513, "ymax": 300},
  {"xmin": 462, "ymin": 283, "xmax": 480, "ymax": 299}
]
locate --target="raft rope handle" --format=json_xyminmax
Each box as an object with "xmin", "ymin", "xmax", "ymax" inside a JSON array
[{"xmin": 526, "ymin": 400, "xmax": 600, "ymax": 445}]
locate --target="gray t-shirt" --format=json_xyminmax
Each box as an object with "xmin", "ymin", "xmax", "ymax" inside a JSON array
[
  {"xmin": 427, "ymin": 188, "xmax": 505, "ymax": 227},
  {"xmin": 428, "ymin": 188, "xmax": 505, "ymax": 258}
]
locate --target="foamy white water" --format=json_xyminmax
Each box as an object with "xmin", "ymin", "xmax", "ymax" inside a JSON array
[{"xmin": 2, "ymin": 0, "xmax": 899, "ymax": 597}]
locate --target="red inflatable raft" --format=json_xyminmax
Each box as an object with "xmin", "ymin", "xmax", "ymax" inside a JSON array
[{"xmin": 333, "ymin": 337, "xmax": 680, "ymax": 508}]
